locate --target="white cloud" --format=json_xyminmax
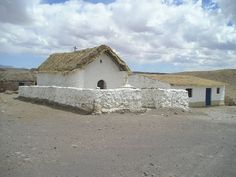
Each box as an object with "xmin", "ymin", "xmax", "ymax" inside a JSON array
[
  {"xmin": 0, "ymin": 0, "xmax": 40, "ymax": 24},
  {"xmin": 0, "ymin": 0, "xmax": 236, "ymax": 71},
  {"xmin": 216, "ymin": 0, "xmax": 236, "ymax": 23}
]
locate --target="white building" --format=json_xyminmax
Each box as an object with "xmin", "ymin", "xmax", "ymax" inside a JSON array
[
  {"xmin": 37, "ymin": 45, "xmax": 130, "ymax": 89},
  {"xmin": 36, "ymin": 44, "xmax": 225, "ymax": 108},
  {"xmin": 129, "ymin": 74, "xmax": 225, "ymax": 107}
]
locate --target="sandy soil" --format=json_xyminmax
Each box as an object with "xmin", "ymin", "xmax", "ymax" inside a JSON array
[{"xmin": 1, "ymin": 93, "xmax": 236, "ymax": 177}]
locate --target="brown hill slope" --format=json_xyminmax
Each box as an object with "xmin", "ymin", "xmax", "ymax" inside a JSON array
[
  {"xmin": 0, "ymin": 68, "xmax": 36, "ymax": 81},
  {"xmin": 177, "ymin": 69, "xmax": 236, "ymax": 105},
  {"xmin": 0, "ymin": 68, "xmax": 36, "ymax": 92}
]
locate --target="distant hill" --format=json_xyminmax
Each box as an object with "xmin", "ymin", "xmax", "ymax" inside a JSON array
[
  {"xmin": 0, "ymin": 68, "xmax": 36, "ymax": 81},
  {"xmin": 0, "ymin": 67, "xmax": 36, "ymax": 92},
  {"xmin": 0, "ymin": 65, "xmax": 14, "ymax": 69},
  {"xmin": 176, "ymin": 69, "xmax": 236, "ymax": 105}
]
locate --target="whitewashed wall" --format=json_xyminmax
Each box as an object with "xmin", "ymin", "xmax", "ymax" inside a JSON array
[
  {"xmin": 83, "ymin": 54, "xmax": 127, "ymax": 89},
  {"xmin": 128, "ymin": 74, "xmax": 171, "ymax": 89},
  {"xmin": 155, "ymin": 89, "xmax": 189, "ymax": 110},
  {"xmin": 141, "ymin": 88, "xmax": 189, "ymax": 110},
  {"xmin": 141, "ymin": 89, "xmax": 158, "ymax": 108},
  {"xmin": 211, "ymin": 86, "xmax": 225, "ymax": 102},
  {"xmin": 94, "ymin": 88, "xmax": 142, "ymax": 113},
  {"xmin": 37, "ymin": 70, "xmax": 84, "ymax": 88},
  {"xmin": 173, "ymin": 86, "xmax": 225, "ymax": 105},
  {"xmin": 19, "ymin": 86, "xmax": 142, "ymax": 113}
]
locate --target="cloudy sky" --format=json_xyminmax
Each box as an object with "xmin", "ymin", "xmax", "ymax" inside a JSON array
[{"xmin": 0, "ymin": 0, "xmax": 236, "ymax": 72}]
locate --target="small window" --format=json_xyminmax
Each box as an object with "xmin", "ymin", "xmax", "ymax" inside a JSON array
[
  {"xmin": 186, "ymin": 88, "xmax": 192, "ymax": 98},
  {"xmin": 19, "ymin": 82, "xmax": 25, "ymax": 86},
  {"xmin": 217, "ymin": 88, "xmax": 220, "ymax": 94},
  {"xmin": 100, "ymin": 59, "xmax": 102, "ymax": 63}
]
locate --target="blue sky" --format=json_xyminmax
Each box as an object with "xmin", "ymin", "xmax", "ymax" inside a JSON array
[{"xmin": 0, "ymin": 0, "xmax": 236, "ymax": 72}]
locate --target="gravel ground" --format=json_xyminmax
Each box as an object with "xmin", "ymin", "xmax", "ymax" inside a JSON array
[{"xmin": 0, "ymin": 93, "xmax": 236, "ymax": 177}]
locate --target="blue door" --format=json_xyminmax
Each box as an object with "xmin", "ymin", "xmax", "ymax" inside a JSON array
[{"xmin": 205, "ymin": 88, "xmax": 211, "ymax": 106}]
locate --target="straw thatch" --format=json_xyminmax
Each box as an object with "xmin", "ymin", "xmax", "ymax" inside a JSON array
[
  {"xmin": 142, "ymin": 74, "xmax": 225, "ymax": 87},
  {"xmin": 38, "ymin": 45, "xmax": 131, "ymax": 73}
]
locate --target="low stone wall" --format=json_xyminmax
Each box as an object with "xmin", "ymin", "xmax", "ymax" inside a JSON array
[
  {"xmin": 155, "ymin": 89, "xmax": 189, "ymax": 110},
  {"xmin": 19, "ymin": 86, "xmax": 143, "ymax": 114},
  {"xmin": 19, "ymin": 86, "xmax": 188, "ymax": 113},
  {"xmin": 0, "ymin": 81, "xmax": 35, "ymax": 92},
  {"xmin": 95, "ymin": 89, "xmax": 142, "ymax": 113},
  {"xmin": 141, "ymin": 89, "xmax": 157, "ymax": 108},
  {"xmin": 141, "ymin": 88, "xmax": 189, "ymax": 110}
]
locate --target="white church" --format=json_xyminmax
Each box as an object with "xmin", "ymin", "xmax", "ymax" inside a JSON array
[{"xmin": 37, "ymin": 45, "xmax": 130, "ymax": 89}]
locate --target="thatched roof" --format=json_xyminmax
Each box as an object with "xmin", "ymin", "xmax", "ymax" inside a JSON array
[
  {"xmin": 142, "ymin": 74, "xmax": 225, "ymax": 87},
  {"xmin": 0, "ymin": 68, "xmax": 36, "ymax": 82},
  {"xmin": 38, "ymin": 45, "xmax": 131, "ymax": 72}
]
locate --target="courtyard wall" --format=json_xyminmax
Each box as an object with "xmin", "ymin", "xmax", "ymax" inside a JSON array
[
  {"xmin": 141, "ymin": 88, "xmax": 189, "ymax": 110},
  {"xmin": 19, "ymin": 86, "xmax": 142, "ymax": 114}
]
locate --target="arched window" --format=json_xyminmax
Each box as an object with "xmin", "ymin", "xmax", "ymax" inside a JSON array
[{"xmin": 97, "ymin": 80, "xmax": 106, "ymax": 89}]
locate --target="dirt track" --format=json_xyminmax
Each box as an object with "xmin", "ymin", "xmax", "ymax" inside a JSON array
[{"xmin": 1, "ymin": 93, "xmax": 236, "ymax": 177}]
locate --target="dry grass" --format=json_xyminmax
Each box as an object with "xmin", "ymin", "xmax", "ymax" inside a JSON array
[
  {"xmin": 143, "ymin": 74, "xmax": 225, "ymax": 87},
  {"xmin": 38, "ymin": 45, "xmax": 131, "ymax": 72}
]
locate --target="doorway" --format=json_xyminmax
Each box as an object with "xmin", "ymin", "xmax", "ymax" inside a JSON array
[
  {"xmin": 97, "ymin": 80, "xmax": 106, "ymax": 89},
  {"xmin": 205, "ymin": 88, "xmax": 211, "ymax": 106}
]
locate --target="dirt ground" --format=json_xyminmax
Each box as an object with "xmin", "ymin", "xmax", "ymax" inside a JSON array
[{"xmin": 1, "ymin": 93, "xmax": 236, "ymax": 177}]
